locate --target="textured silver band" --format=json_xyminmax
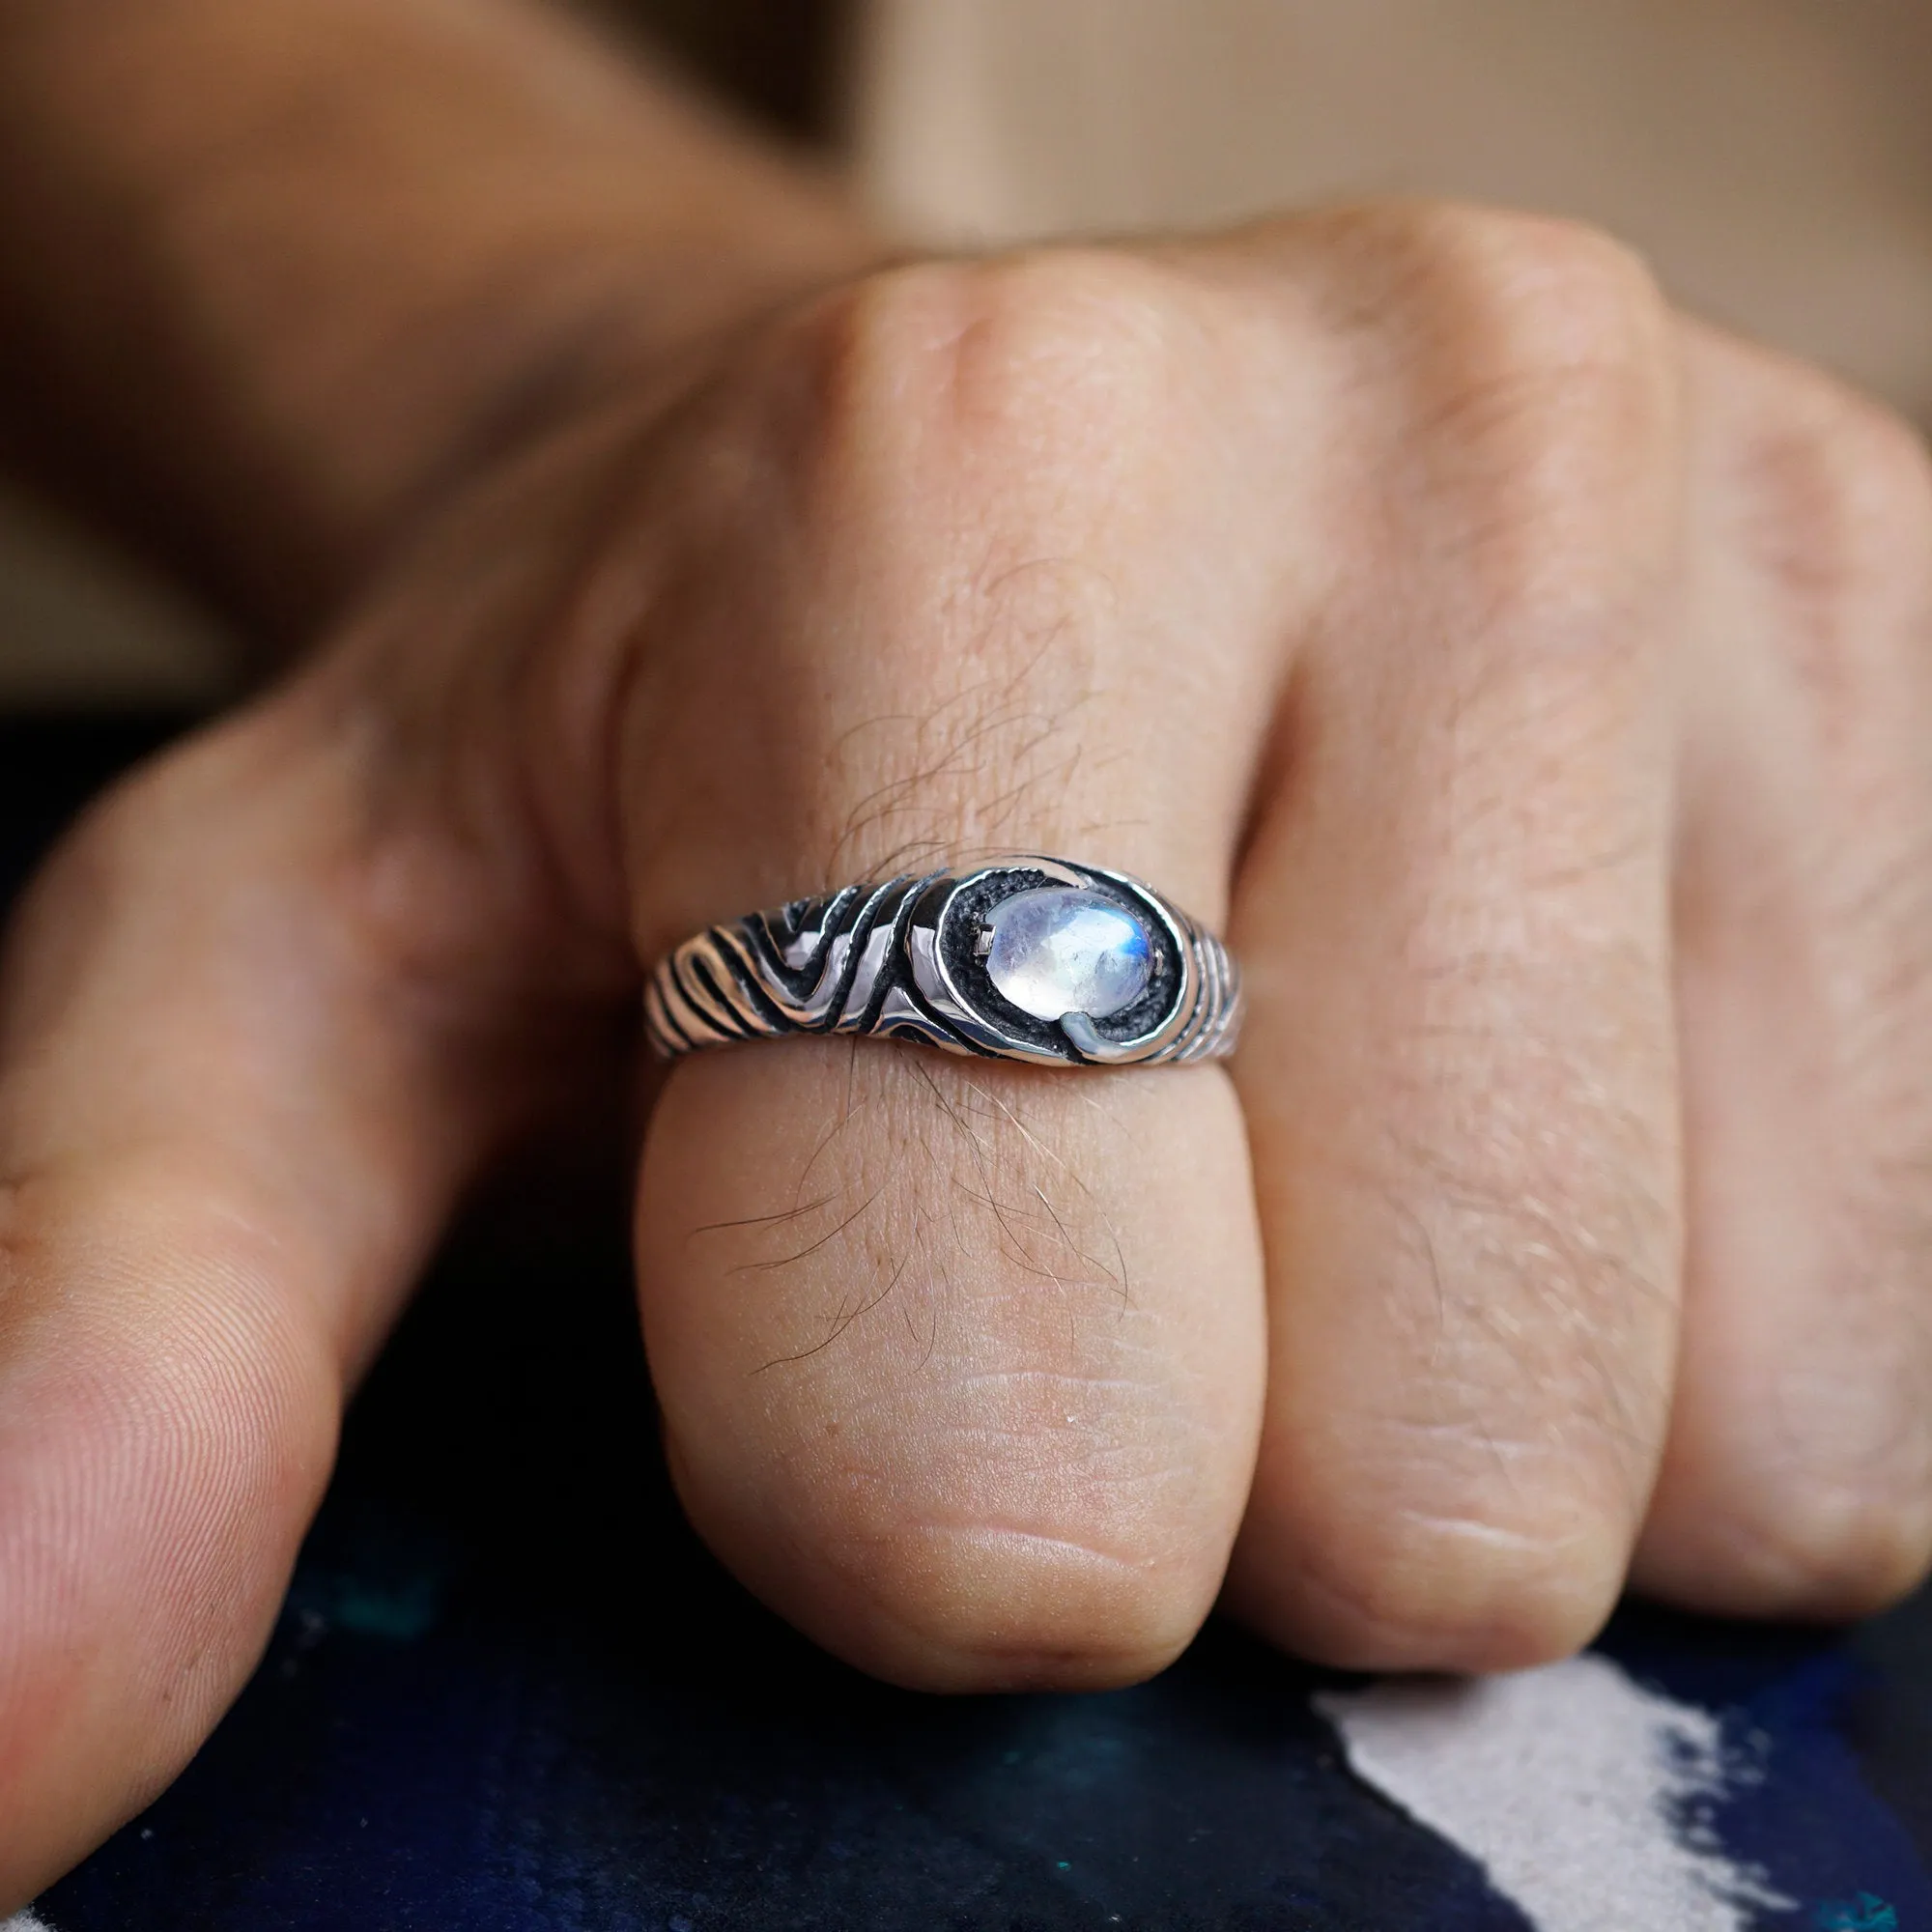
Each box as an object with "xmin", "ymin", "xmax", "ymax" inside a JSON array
[{"xmin": 645, "ymin": 856, "xmax": 1240, "ymax": 1067}]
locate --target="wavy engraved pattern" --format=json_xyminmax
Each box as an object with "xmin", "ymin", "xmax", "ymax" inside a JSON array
[{"xmin": 645, "ymin": 859, "xmax": 1238, "ymax": 1067}]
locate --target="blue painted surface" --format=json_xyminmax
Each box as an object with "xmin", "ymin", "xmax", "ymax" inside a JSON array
[{"xmin": 1599, "ymin": 1607, "xmax": 1932, "ymax": 1929}]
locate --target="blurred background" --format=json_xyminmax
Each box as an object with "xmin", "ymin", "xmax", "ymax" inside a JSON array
[{"xmin": 9, "ymin": 0, "xmax": 1932, "ymax": 709}]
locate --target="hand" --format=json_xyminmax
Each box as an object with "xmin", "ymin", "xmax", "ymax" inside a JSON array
[{"xmin": 4, "ymin": 205, "xmax": 1931, "ymax": 1899}]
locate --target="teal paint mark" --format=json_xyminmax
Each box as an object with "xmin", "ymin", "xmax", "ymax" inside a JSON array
[
  {"xmin": 1817, "ymin": 1896, "xmax": 1897, "ymax": 1932},
  {"xmin": 284, "ymin": 1504, "xmax": 451, "ymax": 1643}
]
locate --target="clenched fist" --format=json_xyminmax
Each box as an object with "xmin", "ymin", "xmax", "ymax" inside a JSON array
[{"xmin": 4, "ymin": 204, "xmax": 1932, "ymax": 1897}]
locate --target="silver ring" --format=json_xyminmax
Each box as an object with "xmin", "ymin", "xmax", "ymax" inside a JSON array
[{"xmin": 645, "ymin": 855, "xmax": 1240, "ymax": 1067}]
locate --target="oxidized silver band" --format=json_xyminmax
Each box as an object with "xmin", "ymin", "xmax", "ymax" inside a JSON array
[{"xmin": 645, "ymin": 856, "xmax": 1239, "ymax": 1067}]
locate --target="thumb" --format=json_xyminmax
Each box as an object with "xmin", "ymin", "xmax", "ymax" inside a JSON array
[{"xmin": 0, "ymin": 687, "xmax": 606, "ymax": 1901}]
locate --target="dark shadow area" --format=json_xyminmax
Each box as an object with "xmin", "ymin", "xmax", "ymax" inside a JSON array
[{"xmin": 582, "ymin": 0, "xmax": 852, "ymax": 148}]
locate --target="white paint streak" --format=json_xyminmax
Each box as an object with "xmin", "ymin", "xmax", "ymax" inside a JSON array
[
  {"xmin": 3, "ymin": 1915, "xmax": 51, "ymax": 1931},
  {"xmin": 1317, "ymin": 1653, "xmax": 1791, "ymax": 1932}
]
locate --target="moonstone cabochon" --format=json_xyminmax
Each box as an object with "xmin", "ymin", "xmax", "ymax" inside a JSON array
[{"xmin": 981, "ymin": 886, "xmax": 1153, "ymax": 1022}]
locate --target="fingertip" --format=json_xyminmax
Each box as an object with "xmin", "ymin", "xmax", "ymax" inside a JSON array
[
  {"xmin": 0, "ymin": 1158, "xmax": 343, "ymax": 1901},
  {"xmin": 1225, "ymin": 1486, "xmax": 1634, "ymax": 1674},
  {"xmin": 1635, "ymin": 1455, "xmax": 1932, "ymax": 1627},
  {"xmin": 854, "ymin": 1526, "xmax": 1204, "ymax": 1693},
  {"xmin": 669, "ymin": 1431, "xmax": 1217, "ymax": 1692}
]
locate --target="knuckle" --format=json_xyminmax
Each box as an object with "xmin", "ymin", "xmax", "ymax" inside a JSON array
[
  {"xmin": 794, "ymin": 1378, "xmax": 1218, "ymax": 1691},
  {"xmin": 1279, "ymin": 1488, "xmax": 1631, "ymax": 1672},
  {"xmin": 1765, "ymin": 370, "xmax": 1932, "ymax": 538},
  {"xmin": 1731, "ymin": 360, "xmax": 1932, "ymax": 685},
  {"xmin": 1703, "ymin": 1476, "xmax": 1932, "ymax": 1622},
  {"xmin": 1823, "ymin": 386, "xmax": 1932, "ymax": 525},
  {"xmin": 1385, "ymin": 202, "xmax": 1671, "ymax": 391},
  {"xmin": 826, "ymin": 1511, "xmax": 1206, "ymax": 1692},
  {"xmin": 1642, "ymin": 1308, "xmax": 1932, "ymax": 1623},
  {"xmin": 1328, "ymin": 205, "xmax": 1680, "ymax": 667},
  {"xmin": 798, "ymin": 249, "xmax": 1203, "ymax": 487},
  {"xmin": 1798, "ymin": 373, "xmax": 1932, "ymax": 517}
]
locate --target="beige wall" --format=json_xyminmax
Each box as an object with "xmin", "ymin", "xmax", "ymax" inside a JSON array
[{"xmin": 858, "ymin": 0, "xmax": 1932, "ymax": 419}]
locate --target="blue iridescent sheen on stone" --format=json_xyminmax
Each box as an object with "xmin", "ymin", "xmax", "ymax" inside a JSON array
[{"xmin": 982, "ymin": 887, "xmax": 1152, "ymax": 1023}]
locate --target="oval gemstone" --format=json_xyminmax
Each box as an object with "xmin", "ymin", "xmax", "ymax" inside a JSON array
[{"xmin": 982, "ymin": 887, "xmax": 1152, "ymax": 1023}]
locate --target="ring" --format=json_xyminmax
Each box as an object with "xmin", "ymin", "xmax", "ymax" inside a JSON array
[{"xmin": 645, "ymin": 856, "xmax": 1240, "ymax": 1067}]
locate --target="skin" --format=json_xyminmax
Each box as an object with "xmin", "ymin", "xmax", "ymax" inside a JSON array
[{"xmin": 3, "ymin": 0, "xmax": 1932, "ymax": 1905}]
